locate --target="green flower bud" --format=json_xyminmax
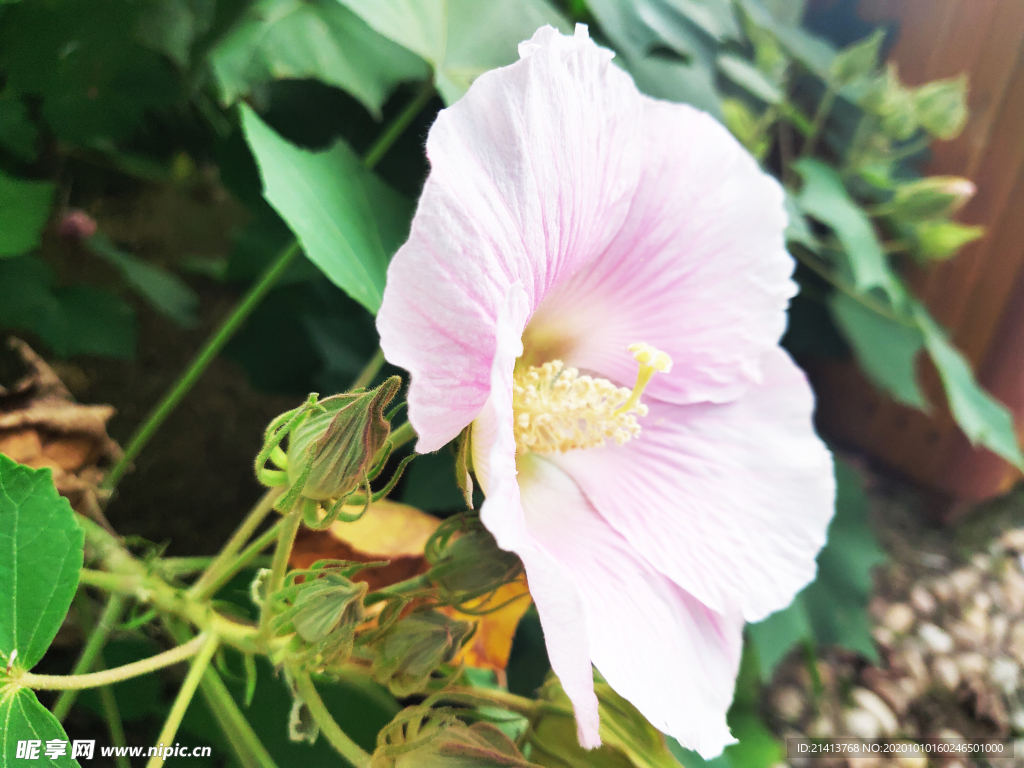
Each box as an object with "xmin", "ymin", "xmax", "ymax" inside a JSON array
[
  {"xmin": 372, "ymin": 718, "xmax": 533, "ymax": 768},
  {"xmin": 427, "ymin": 521, "xmax": 523, "ymax": 602},
  {"xmin": 287, "ymin": 376, "xmax": 401, "ymax": 501},
  {"xmin": 891, "ymin": 176, "xmax": 976, "ymax": 220},
  {"xmin": 914, "ymin": 75, "xmax": 968, "ymax": 140},
  {"xmin": 830, "ymin": 29, "xmax": 884, "ymax": 86},
  {"xmin": 913, "ymin": 220, "xmax": 985, "ymax": 261},
  {"xmin": 372, "ymin": 610, "xmax": 473, "ymax": 697}
]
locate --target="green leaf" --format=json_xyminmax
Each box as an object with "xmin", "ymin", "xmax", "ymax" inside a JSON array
[
  {"xmin": 240, "ymin": 105, "xmax": 412, "ymax": 314},
  {"xmin": 0, "ymin": 257, "xmax": 136, "ymax": 359},
  {"xmin": 0, "ymin": 171, "xmax": 53, "ymax": 257},
  {"xmin": 532, "ymin": 677, "xmax": 681, "ymax": 768},
  {"xmin": 209, "ymin": 0, "xmax": 428, "ymax": 118},
  {"xmin": 0, "ymin": 687, "xmax": 80, "ymax": 767},
  {"xmin": 740, "ymin": 0, "xmax": 835, "ymax": 81},
  {"xmin": 913, "ymin": 302, "xmax": 1024, "ymax": 469},
  {"xmin": 792, "ymin": 158, "xmax": 899, "ymax": 300},
  {"xmin": 830, "ymin": 29, "xmax": 884, "ymax": 86},
  {"xmin": 87, "ymin": 233, "xmax": 199, "ymax": 327},
  {"xmin": 718, "ymin": 54, "xmax": 782, "ymax": 104},
  {"xmin": 0, "ymin": 91, "xmax": 38, "ymax": 161},
  {"xmin": 829, "ymin": 293, "xmax": 927, "ymax": 409},
  {"xmin": 337, "ymin": 0, "xmax": 570, "ymax": 105},
  {"xmin": 135, "ymin": 0, "xmax": 215, "ymax": 68},
  {"xmin": 783, "ymin": 193, "xmax": 820, "ymax": 253},
  {"xmin": 748, "ymin": 459, "xmax": 884, "ymax": 678},
  {"xmin": 0, "ymin": 455, "xmax": 83, "ymax": 671}
]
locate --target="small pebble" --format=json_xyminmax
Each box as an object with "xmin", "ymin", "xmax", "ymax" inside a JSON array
[
  {"xmin": 991, "ymin": 656, "xmax": 1019, "ymax": 695},
  {"xmin": 950, "ymin": 568, "xmax": 981, "ymax": 597},
  {"xmin": 931, "ymin": 577, "xmax": 954, "ymax": 602},
  {"xmin": 909, "ymin": 585, "xmax": 936, "ymax": 616},
  {"xmin": 851, "ymin": 688, "xmax": 898, "ymax": 735},
  {"xmin": 772, "ymin": 686, "xmax": 804, "ymax": 723},
  {"xmin": 955, "ymin": 651, "xmax": 987, "ymax": 676},
  {"xmin": 932, "ymin": 656, "xmax": 960, "ymax": 689},
  {"xmin": 883, "ymin": 603, "xmax": 916, "ymax": 634},
  {"xmin": 919, "ymin": 623, "xmax": 954, "ymax": 654},
  {"xmin": 1000, "ymin": 528, "xmax": 1024, "ymax": 552},
  {"xmin": 844, "ymin": 707, "xmax": 880, "ymax": 739}
]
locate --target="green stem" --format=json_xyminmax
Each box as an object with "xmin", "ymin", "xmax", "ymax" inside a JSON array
[
  {"xmin": 52, "ymin": 594, "xmax": 127, "ymax": 721},
  {"xmin": 164, "ymin": 621, "xmax": 279, "ymax": 768},
  {"xmin": 350, "ymin": 348, "xmax": 385, "ymax": 391},
  {"xmin": 189, "ymin": 488, "xmax": 283, "ymax": 599},
  {"xmin": 192, "ymin": 518, "xmax": 284, "ymax": 601},
  {"xmin": 291, "ymin": 670, "xmax": 371, "ymax": 768},
  {"xmin": 18, "ymin": 633, "xmax": 210, "ymax": 691},
  {"xmin": 158, "ymin": 558, "xmax": 215, "ymax": 578},
  {"xmin": 103, "ymin": 241, "xmax": 302, "ymax": 491},
  {"xmin": 146, "ymin": 633, "xmax": 221, "ymax": 768},
  {"xmin": 98, "ymin": 673, "xmax": 131, "ymax": 768},
  {"xmin": 258, "ymin": 506, "xmax": 303, "ymax": 637},
  {"xmin": 363, "ymin": 81, "xmax": 435, "ymax": 170},
  {"xmin": 388, "ymin": 421, "xmax": 416, "ymax": 452},
  {"xmin": 800, "ymin": 87, "xmax": 836, "ymax": 159}
]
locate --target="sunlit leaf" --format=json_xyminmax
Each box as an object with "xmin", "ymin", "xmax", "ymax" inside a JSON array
[
  {"xmin": 913, "ymin": 302, "xmax": 1024, "ymax": 469},
  {"xmin": 337, "ymin": 0, "xmax": 569, "ymax": 105},
  {"xmin": 0, "ymin": 687, "xmax": 79, "ymax": 767},
  {"xmin": 0, "ymin": 170, "xmax": 53, "ymax": 257},
  {"xmin": 210, "ymin": 0, "xmax": 428, "ymax": 117},
  {"xmin": 792, "ymin": 158, "xmax": 899, "ymax": 300},
  {"xmin": 0, "ymin": 455, "xmax": 83, "ymax": 670},
  {"xmin": 240, "ymin": 105, "xmax": 411, "ymax": 314},
  {"xmin": 829, "ymin": 293, "xmax": 927, "ymax": 409},
  {"xmin": 717, "ymin": 54, "xmax": 782, "ymax": 104}
]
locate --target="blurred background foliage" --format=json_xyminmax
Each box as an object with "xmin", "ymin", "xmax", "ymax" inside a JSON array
[{"xmin": 0, "ymin": 0, "xmax": 1015, "ymax": 765}]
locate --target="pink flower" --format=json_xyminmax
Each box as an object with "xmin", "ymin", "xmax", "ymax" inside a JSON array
[{"xmin": 377, "ymin": 25, "xmax": 834, "ymax": 758}]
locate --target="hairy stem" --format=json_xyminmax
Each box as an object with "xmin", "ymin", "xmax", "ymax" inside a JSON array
[
  {"xmin": 52, "ymin": 594, "xmax": 127, "ymax": 721},
  {"xmin": 192, "ymin": 518, "xmax": 284, "ymax": 601},
  {"xmin": 258, "ymin": 506, "xmax": 303, "ymax": 637},
  {"xmin": 363, "ymin": 81, "xmax": 435, "ymax": 170},
  {"xmin": 387, "ymin": 421, "xmax": 416, "ymax": 452},
  {"xmin": 18, "ymin": 633, "xmax": 210, "ymax": 691},
  {"xmin": 189, "ymin": 488, "xmax": 283, "ymax": 599},
  {"xmin": 292, "ymin": 670, "xmax": 371, "ymax": 768},
  {"xmin": 104, "ymin": 241, "xmax": 302, "ymax": 490},
  {"xmin": 146, "ymin": 633, "xmax": 220, "ymax": 768},
  {"xmin": 98, "ymin": 671, "xmax": 131, "ymax": 768}
]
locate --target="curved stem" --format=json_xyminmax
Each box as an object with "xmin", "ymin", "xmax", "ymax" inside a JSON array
[
  {"xmin": 801, "ymin": 87, "xmax": 836, "ymax": 159},
  {"xmin": 387, "ymin": 421, "xmax": 416, "ymax": 452},
  {"xmin": 52, "ymin": 594, "xmax": 127, "ymax": 721},
  {"xmin": 192, "ymin": 518, "xmax": 284, "ymax": 601},
  {"xmin": 292, "ymin": 670, "xmax": 371, "ymax": 768},
  {"xmin": 146, "ymin": 633, "xmax": 220, "ymax": 768},
  {"xmin": 258, "ymin": 506, "xmax": 303, "ymax": 637},
  {"xmin": 189, "ymin": 488, "xmax": 283, "ymax": 599},
  {"xmin": 18, "ymin": 633, "xmax": 210, "ymax": 691},
  {"xmin": 103, "ymin": 241, "xmax": 302, "ymax": 490}
]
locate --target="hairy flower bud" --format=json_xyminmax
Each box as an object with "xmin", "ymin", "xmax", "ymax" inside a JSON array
[
  {"xmin": 427, "ymin": 520, "xmax": 523, "ymax": 602},
  {"xmin": 372, "ymin": 610, "xmax": 473, "ymax": 697},
  {"xmin": 372, "ymin": 717, "xmax": 533, "ymax": 768},
  {"xmin": 891, "ymin": 176, "xmax": 976, "ymax": 221},
  {"xmin": 287, "ymin": 376, "xmax": 401, "ymax": 501}
]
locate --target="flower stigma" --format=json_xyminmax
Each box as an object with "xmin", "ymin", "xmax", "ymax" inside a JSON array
[{"xmin": 512, "ymin": 343, "xmax": 672, "ymax": 455}]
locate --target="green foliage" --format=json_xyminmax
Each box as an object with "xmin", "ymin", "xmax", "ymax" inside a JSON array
[
  {"xmin": 0, "ymin": 257, "xmax": 136, "ymax": 359},
  {"xmin": 0, "ymin": 455, "xmax": 84, "ymax": 671},
  {"xmin": 530, "ymin": 675, "xmax": 681, "ymax": 768},
  {"xmin": 87, "ymin": 234, "xmax": 200, "ymax": 328},
  {"xmin": 241, "ymin": 105, "xmax": 411, "ymax": 314},
  {"xmin": 748, "ymin": 458, "xmax": 886, "ymax": 678},
  {"xmin": 337, "ymin": 0, "xmax": 570, "ymax": 105},
  {"xmin": 210, "ymin": 0, "xmax": 428, "ymax": 117},
  {"xmin": 0, "ymin": 687, "xmax": 80, "ymax": 768},
  {"xmin": 0, "ymin": 171, "xmax": 53, "ymax": 257}
]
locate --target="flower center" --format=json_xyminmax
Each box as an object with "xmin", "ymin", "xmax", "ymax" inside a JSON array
[{"xmin": 512, "ymin": 342, "xmax": 672, "ymax": 455}]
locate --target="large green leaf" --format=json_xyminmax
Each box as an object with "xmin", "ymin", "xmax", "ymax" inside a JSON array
[
  {"xmin": 337, "ymin": 0, "xmax": 569, "ymax": 105},
  {"xmin": 210, "ymin": 0, "xmax": 428, "ymax": 117},
  {"xmin": 0, "ymin": 687, "xmax": 80, "ymax": 767},
  {"xmin": 793, "ymin": 158, "xmax": 899, "ymax": 300},
  {"xmin": 829, "ymin": 293, "xmax": 927, "ymax": 409},
  {"xmin": 0, "ymin": 257, "xmax": 136, "ymax": 359},
  {"xmin": 240, "ymin": 105, "xmax": 412, "ymax": 314},
  {"xmin": 0, "ymin": 171, "xmax": 53, "ymax": 257},
  {"xmin": 0, "ymin": 455, "xmax": 83, "ymax": 671},
  {"xmin": 748, "ymin": 458, "xmax": 884, "ymax": 679},
  {"xmin": 913, "ymin": 302, "xmax": 1024, "ymax": 469}
]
